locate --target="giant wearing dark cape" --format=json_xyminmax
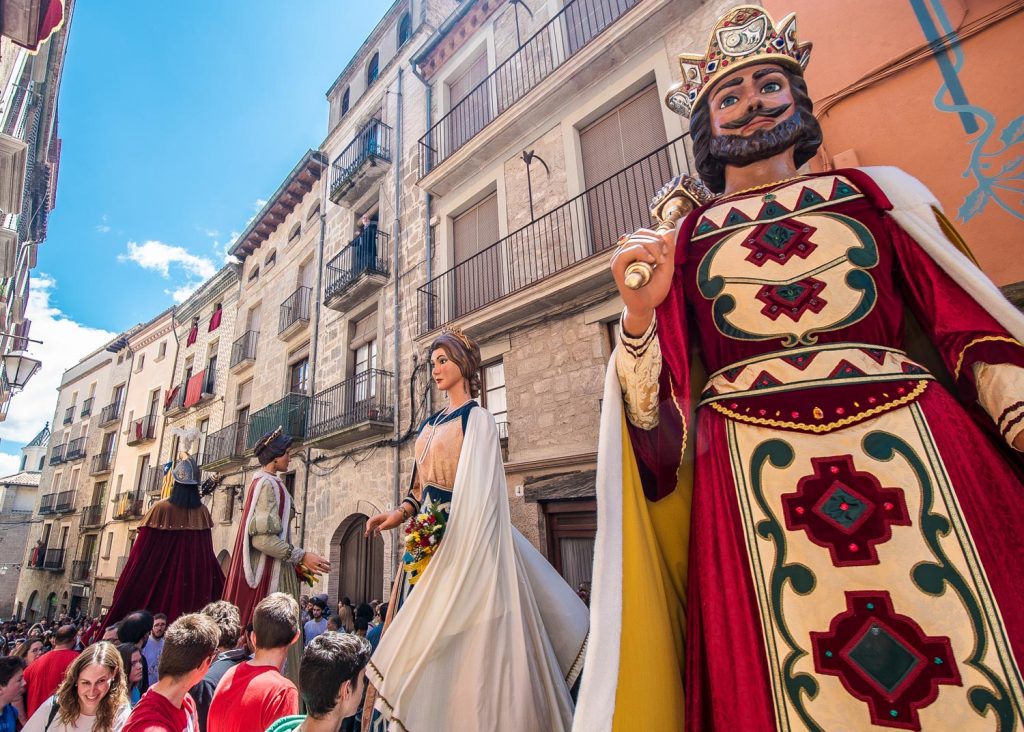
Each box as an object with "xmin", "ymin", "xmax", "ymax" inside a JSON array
[{"xmin": 104, "ymin": 445, "xmax": 224, "ymax": 626}]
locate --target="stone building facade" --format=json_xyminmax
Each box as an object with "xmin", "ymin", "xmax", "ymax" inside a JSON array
[{"xmin": 0, "ymin": 423, "xmax": 47, "ymax": 618}]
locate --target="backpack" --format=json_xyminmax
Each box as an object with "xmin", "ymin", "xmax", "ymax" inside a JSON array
[{"xmin": 43, "ymin": 698, "xmax": 59, "ymax": 732}]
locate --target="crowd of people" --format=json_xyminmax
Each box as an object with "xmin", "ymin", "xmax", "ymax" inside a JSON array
[{"xmin": 0, "ymin": 595, "xmax": 372, "ymax": 732}]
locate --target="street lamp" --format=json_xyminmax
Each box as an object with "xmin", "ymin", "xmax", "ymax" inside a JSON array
[{"xmin": 3, "ymin": 350, "xmax": 40, "ymax": 391}]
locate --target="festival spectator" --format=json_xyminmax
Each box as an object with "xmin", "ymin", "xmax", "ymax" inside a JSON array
[
  {"xmin": 116, "ymin": 611, "xmax": 154, "ymax": 695},
  {"xmin": 117, "ymin": 644, "xmax": 145, "ymax": 707},
  {"xmin": 0, "ymin": 657, "xmax": 26, "ymax": 732},
  {"xmin": 206, "ymin": 593, "xmax": 299, "ymax": 732},
  {"xmin": 122, "ymin": 614, "xmax": 218, "ymax": 732},
  {"xmin": 141, "ymin": 615, "xmax": 166, "ymax": 687},
  {"xmin": 10, "ymin": 638, "xmax": 43, "ymax": 724},
  {"xmin": 189, "ymin": 601, "xmax": 246, "ymax": 732},
  {"xmin": 23, "ymin": 625, "xmax": 79, "ymax": 717},
  {"xmin": 302, "ymin": 599, "xmax": 327, "ymax": 647},
  {"xmin": 353, "ymin": 619, "xmax": 368, "ymax": 639},
  {"xmin": 325, "ymin": 616, "xmax": 341, "ymax": 633},
  {"xmin": 264, "ymin": 633, "xmax": 372, "ymax": 732},
  {"xmin": 335, "ymin": 605, "xmax": 354, "ymax": 634},
  {"xmin": 365, "ymin": 603, "xmax": 386, "ymax": 652},
  {"xmin": 22, "ymin": 642, "xmax": 130, "ymax": 732},
  {"xmin": 101, "ymin": 624, "xmax": 119, "ymax": 643},
  {"xmin": 298, "ymin": 597, "xmax": 310, "ymax": 628}
]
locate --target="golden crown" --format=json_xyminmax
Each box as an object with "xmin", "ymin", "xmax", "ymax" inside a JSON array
[
  {"xmin": 665, "ymin": 5, "xmax": 812, "ymax": 119},
  {"xmin": 441, "ymin": 324, "xmax": 472, "ymax": 350}
]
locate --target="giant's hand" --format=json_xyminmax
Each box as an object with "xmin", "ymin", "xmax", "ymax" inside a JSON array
[
  {"xmin": 301, "ymin": 551, "xmax": 330, "ymax": 574},
  {"xmin": 610, "ymin": 227, "xmax": 677, "ymax": 335},
  {"xmin": 365, "ymin": 509, "xmax": 404, "ymax": 537}
]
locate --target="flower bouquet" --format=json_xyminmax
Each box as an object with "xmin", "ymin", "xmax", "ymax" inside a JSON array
[
  {"xmin": 295, "ymin": 563, "xmax": 320, "ymax": 587},
  {"xmin": 402, "ymin": 502, "xmax": 447, "ymax": 585}
]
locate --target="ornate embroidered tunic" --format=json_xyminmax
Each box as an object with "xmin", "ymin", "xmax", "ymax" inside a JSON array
[{"xmin": 616, "ymin": 170, "xmax": 1024, "ymax": 731}]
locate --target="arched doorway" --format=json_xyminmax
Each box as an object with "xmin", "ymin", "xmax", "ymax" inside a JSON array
[
  {"xmin": 217, "ymin": 550, "xmax": 231, "ymax": 575},
  {"xmin": 330, "ymin": 514, "xmax": 384, "ymax": 606},
  {"xmin": 45, "ymin": 592, "xmax": 57, "ymax": 621},
  {"xmin": 25, "ymin": 591, "xmax": 39, "ymax": 623}
]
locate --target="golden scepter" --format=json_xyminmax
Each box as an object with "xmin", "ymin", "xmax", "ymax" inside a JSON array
[{"xmin": 622, "ymin": 174, "xmax": 713, "ymax": 290}]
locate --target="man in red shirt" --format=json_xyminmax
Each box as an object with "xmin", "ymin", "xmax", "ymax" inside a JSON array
[
  {"xmin": 207, "ymin": 593, "xmax": 300, "ymax": 732},
  {"xmin": 123, "ymin": 613, "xmax": 219, "ymax": 732},
  {"xmin": 23, "ymin": 624, "xmax": 78, "ymax": 716}
]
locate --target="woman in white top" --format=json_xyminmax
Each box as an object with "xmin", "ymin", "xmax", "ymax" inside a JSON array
[{"xmin": 22, "ymin": 642, "xmax": 130, "ymax": 732}]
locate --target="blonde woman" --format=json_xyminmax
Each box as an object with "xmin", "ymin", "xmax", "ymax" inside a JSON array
[{"xmin": 23, "ymin": 642, "xmax": 130, "ymax": 732}]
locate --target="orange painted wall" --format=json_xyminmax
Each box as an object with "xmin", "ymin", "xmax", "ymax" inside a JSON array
[{"xmin": 763, "ymin": 0, "xmax": 1024, "ymax": 285}]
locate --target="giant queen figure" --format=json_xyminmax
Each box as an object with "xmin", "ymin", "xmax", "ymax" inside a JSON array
[{"xmin": 575, "ymin": 6, "xmax": 1024, "ymax": 731}]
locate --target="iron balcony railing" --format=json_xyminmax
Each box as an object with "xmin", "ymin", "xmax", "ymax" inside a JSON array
[
  {"xmin": 127, "ymin": 414, "xmax": 157, "ymax": 445},
  {"xmin": 325, "ymin": 229, "xmax": 390, "ymax": 301},
  {"xmin": 201, "ymin": 420, "xmax": 249, "ymax": 467},
  {"xmin": 54, "ymin": 490, "xmax": 76, "ymax": 512},
  {"xmin": 279, "ymin": 287, "xmax": 312, "ymax": 334},
  {"xmin": 71, "ymin": 559, "xmax": 92, "ymax": 582},
  {"xmin": 42, "ymin": 548, "xmax": 66, "ymax": 571},
  {"xmin": 308, "ymin": 369, "xmax": 394, "ymax": 440},
  {"xmin": 418, "ymin": 134, "xmax": 691, "ymax": 332},
  {"xmin": 49, "ymin": 443, "xmax": 66, "ymax": 465},
  {"xmin": 90, "ymin": 451, "xmax": 114, "ymax": 475},
  {"xmin": 112, "ymin": 491, "xmax": 145, "ymax": 520},
  {"xmin": 247, "ymin": 393, "xmax": 309, "ymax": 449},
  {"xmin": 330, "ymin": 118, "xmax": 393, "ymax": 196},
  {"xmin": 230, "ymin": 330, "xmax": 258, "ymax": 369},
  {"xmin": 166, "ymin": 380, "xmax": 187, "ymax": 412},
  {"xmin": 418, "ymin": 0, "xmax": 639, "ymax": 177},
  {"xmin": 80, "ymin": 397, "xmax": 94, "ymax": 418},
  {"xmin": 497, "ymin": 419, "xmax": 509, "ymax": 441},
  {"xmin": 80, "ymin": 503, "xmax": 103, "ymax": 529},
  {"xmin": 65, "ymin": 436, "xmax": 87, "ymax": 461},
  {"xmin": 62, "ymin": 405, "xmax": 74, "ymax": 425},
  {"xmin": 146, "ymin": 464, "xmax": 166, "ymax": 495},
  {"xmin": 99, "ymin": 400, "xmax": 123, "ymax": 426},
  {"xmin": 38, "ymin": 492, "xmax": 56, "ymax": 514}
]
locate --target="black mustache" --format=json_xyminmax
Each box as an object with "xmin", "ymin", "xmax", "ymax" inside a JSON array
[{"xmin": 720, "ymin": 102, "xmax": 792, "ymax": 130}]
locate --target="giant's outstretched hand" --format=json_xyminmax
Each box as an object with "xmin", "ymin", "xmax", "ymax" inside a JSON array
[{"xmin": 611, "ymin": 226, "xmax": 677, "ymax": 336}]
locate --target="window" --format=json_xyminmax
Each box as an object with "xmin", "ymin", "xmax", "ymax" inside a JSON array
[
  {"xmin": 19, "ymin": 454, "xmax": 26, "ymax": 471},
  {"xmin": 398, "ymin": 12, "xmax": 412, "ymax": 45},
  {"xmin": 248, "ymin": 265, "xmax": 260, "ymax": 284},
  {"xmin": 198, "ymin": 419, "xmax": 209, "ymax": 461},
  {"xmin": 341, "ymin": 88, "xmax": 350, "ymax": 116},
  {"xmin": 136, "ymin": 455, "xmax": 150, "ymax": 493},
  {"xmin": 209, "ymin": 302, "xmax": 223, "ymax": 332},
  {"xmin": 453, "ymin": 192, "xmax": 501, "ymax": 316},
  {"xmin": 135, "ymin": 354, "xmax": 144, "ymax": 372},
  {"xmin": 482, "ymin": 360, "xmax": 507, "ymax": 426},
  {"xmin": 288, "ymin": 223, "xmax": 301, "ymax": 244},
  {"xmin": 37, "ymin": 455, "xmax": 44, "ymax": 470},
  {"xmin": 289, "ymin": 356, "xmax": 309, "ymax": 395},
  {"xmin": 156, "ymin": 341, "xmax": 167, "ymax": 361},
  {"xmin": 367, "ymin": 53, "xmax": 379, "ymax": 86},
  {"xmin": 205, "ymin": 350, "xmax": 218, "ymax": 393},
  {"xmin": 102, "ymin": 531, "xmax": 113, "ymax": 559},
  {"xmin": 306, "ymin": 201, "xmax": 321, "ymax": 222}
]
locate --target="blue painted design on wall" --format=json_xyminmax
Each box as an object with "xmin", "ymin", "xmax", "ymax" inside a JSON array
[{"xmin": 910, "ymin": 0, "xmax": 1024, "ymax": 223}]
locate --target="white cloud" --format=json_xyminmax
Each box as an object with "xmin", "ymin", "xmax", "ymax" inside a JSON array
[
  {"xmin": 253, "ymin": 199, "xmax": 267, "ymax": 212},
  {"xmin": 119, "ymin": 240, "xmax": 217, "ymax": 280},
  {"xmin": 95, "ymin": 214, "xmax": 111, "ymax": 234},
  {"xmin": 0, "ymin": 452, "xmax": 21, "ymax": 476},
  {"xmin": 0, "ymin": 274, "xmax": 115, "ymax": 446},
  {"xmin": 164, "ymin": 282, "xmax": 202, "ymax": 304},
  {"xmin": 201, "ymin": 228, "xmax": 219, "ymax": 238}
]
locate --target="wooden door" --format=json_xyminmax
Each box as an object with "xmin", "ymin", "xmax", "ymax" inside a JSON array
[{"xmin": 337, "ymin": 515, "xmax": 384, "ymax": 604}]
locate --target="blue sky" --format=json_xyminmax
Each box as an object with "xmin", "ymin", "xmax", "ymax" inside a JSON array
[{"xmin": 0, "ymin": 0, "xmax": 398, "ymax": 469}]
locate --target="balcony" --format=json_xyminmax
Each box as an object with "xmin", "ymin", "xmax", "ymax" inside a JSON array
[
  {"xmin": 165, "ymin": 380, "xmax": 187, "ymax": 415},
  {"xmin": 71, "ymin": 559, "xmax": 92, "ymax": 583},
  {"xmin": 417, "ymin": 134, "xmax": 691, "ymax": 336},
  {"xmin": 48, "ymin": 443, "xmax": 66, "ymax": 466},
  {"xmin": 54, "ymin": 490, "xmax": 76, "ymax": 513},
  {"xmin": 146, "ymin": 464, "xmax": 166, "ymax": 497},
  {"xmin": 112, "ymin": 491, "xmax": 145, "ymax": 521},
  {"xmin": 247, "ymin": 393, "xmax": 309, "ymax": 449},
  {"xmin": 65, "ymin": 436, "xmax": 87, "ymax": 461},
  {"xmin": 99, "ymin": 400, "xmax": 123, "ymax": 426},
  {"xmin": 329, "ymin": 118, "xmax": 393, "ymax": 206},
  {"xmin": 323, "ymin": 230, "xmax": 390, "ymax": 313},
  {"xmin": 201, "ymin": 420, "xmax": 250, "ymax": 471},
  {"xmin": 62, "ymin": 405, "xmax": 74, "ymax": 425},
  {"xmin": 38, "ymin": 492, "xmax": 55, "ymax": 515},
  {"xmin": 80, "ymin": 503, "xmax": 103, "ymax": 530},
  {"xmin": 307, "ymin": 370, "xmax": 394, "ymax": 448},
  {"xmin": 127, "ymin": 414, "xmax": 157, "ymax": 445},
  {"xmin": 90, "ymin": 451, "xmax": 114, "ymax": 476},
  {"xmin": 418, "ymin": 0, "xmax": 644, "ymax": 193},
  {"xmin": 278, "ymin": 287, "xmax": 311, "ymax": 340},
  {"xmin": 80, "ymin": 397, "xmax": 93, "ymax": 418},
  {"xmin": 42, "ymin": 548, "xmax": 65, "ymax": 572},
  {"xmin": 230, "ymin": 330, "xmax": 258, "ymax": 372}
]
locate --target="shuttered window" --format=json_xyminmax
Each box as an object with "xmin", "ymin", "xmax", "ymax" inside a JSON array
[
  {"xmin": 453, "ymin": 192, "xmax": 502, "ymax": 317},
  {"xmin": 446, "ymin": 51, "xmax": 491, "ymax": 153}
]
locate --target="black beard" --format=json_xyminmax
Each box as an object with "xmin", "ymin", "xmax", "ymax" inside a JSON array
[{"xmin": 709, "ymin": 110, "xmax": 809, "ymax": 168}]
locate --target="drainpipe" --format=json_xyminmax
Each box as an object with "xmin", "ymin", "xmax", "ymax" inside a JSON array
[
  {"xmin": 300, "ymin": 153, "xmax": 329, "ymax": 547},
  {"xmin": 392, "ymin": 69, "xmax": 404, "ymax": 513},
  {"xmin": 412, "ymin": 62, "xmax": 433, "ymax": 416}
]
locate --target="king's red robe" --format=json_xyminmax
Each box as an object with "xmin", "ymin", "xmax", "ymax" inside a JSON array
[{"xmin": 576, "ymin": 169, "xmax": 1024, "ymax": 731}]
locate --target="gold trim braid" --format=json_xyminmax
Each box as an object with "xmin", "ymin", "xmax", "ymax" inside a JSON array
[{"xmin": 953, "ymin": 335, "xmax": 1022, "ymax": 380}]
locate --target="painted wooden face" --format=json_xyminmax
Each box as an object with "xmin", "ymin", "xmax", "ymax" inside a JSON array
[
  {"xmin": 708, "ymin": 63, "xmax": 796, "ymax": 138},
  {"xmin": 430, "ymin": 347, "xmax": 463, "ymax": 394}
]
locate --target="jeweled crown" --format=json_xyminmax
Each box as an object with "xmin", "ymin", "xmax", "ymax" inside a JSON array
[
  {"xmin": 441, "ymin": 324, "xmax": 472, "ymax": 350},
  {"xmin": 665, "ymin": 5, "xmax": 812, "ymax": 119}
]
